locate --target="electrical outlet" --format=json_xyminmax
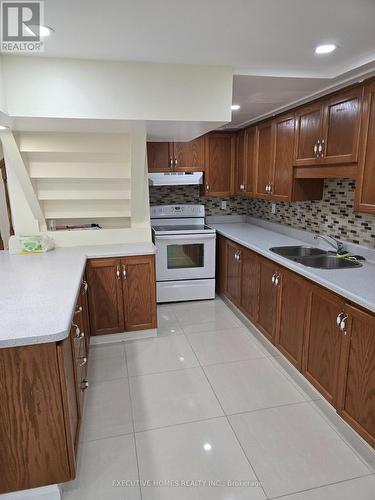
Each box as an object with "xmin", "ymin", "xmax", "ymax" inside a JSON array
[
  {"xmin": 221, "ymin": 200, "xmax": 227, "ymax": 210},
  {"xmin": 271, "ymin": 202, "xmax": 276, "ymax": 214}
]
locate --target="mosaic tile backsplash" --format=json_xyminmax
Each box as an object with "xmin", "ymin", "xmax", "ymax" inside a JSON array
[
  {"xmin": 149, "ymin": 186, "xmax": 248, "ymax": 215},
  {"xmin": 149, "ymin": 179, "xmax": 375, "ymax": 248}
]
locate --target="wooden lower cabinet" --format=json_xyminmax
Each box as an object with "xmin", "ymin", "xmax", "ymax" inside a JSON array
[
  {"xmin": 276, "ymin": 270, "xmax": 310, "ymax": 370},
  {"xmin": 303, "ymin": 285, "xmax": 345, "ymax": 405},
  {"xmin": 87, "ymin": 254, "xmax": 157, "ymax": 335},
  {"xmin": 86, "ymin": 258, "xmax": 125, "ymax": 335},
  {"xmin": 257, "ymin": 257, "xmax": 280, "ymax": 343},
  {"xmin": 217, "ymin": 235, "xmax": 375, "ymax": 448},
  {"xmin": 240, "ymin": 248, "xmax": 259, "ymax": 322},
  {"xmin": 225, "ymin": 240, "xmax": 242, "ymax": 305},
  {"xmin": 0, "ymin": 291, "xmax": 90, "ymax": 494},
  {"xmin": 337, "ymin": 305, "xmax": 375, "ymax": 446},
  {"xmin": 121, "ymin": 255, "xmax": 157, "ymax": 331}
]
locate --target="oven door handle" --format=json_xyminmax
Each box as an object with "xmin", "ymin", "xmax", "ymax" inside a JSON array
[{"xmin": 155, "ymin": 233, "xmax": 216, "ymax": 241}]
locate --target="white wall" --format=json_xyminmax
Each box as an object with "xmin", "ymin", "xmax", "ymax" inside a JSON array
[
  {"xmin": 2, "ymin": 57, "xmax": 233, "ymax": 123},
  {"xmin": 0, "ymin": 55, "xmax": 7, "ymax": 114}
]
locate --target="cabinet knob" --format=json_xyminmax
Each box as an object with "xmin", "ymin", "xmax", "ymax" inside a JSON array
[
  {"xmin": 339, "ymin": 314, "xmax": 348, "ymax": 335},
  {"xmin": 269, "ymin": 182, "xmax": 273, "ymax": 194},
  {"xmin": 169, "ymin": 158, "xmax": 174, "ymax": 169},
  {"xmin": 336, "ymin": 312, "xmax": 344, "ymax": 327},
  {"xmin": 80, "ymin": 379, "xmax": 89, "ymax": 391},
  {"xmin": 75, "ymin": 305, "xmax": 82, "ymax": 315},
  {"xmin": 116, "ymin": 265, "xmax": 121, "ymax": 280},
  {"xmin": 79, "ymin": 356, "xmax": 87, "ymax": 367},
  {"xmin": 313, "ymin": 142, "xmax": 318, "ymax": 156},
  {"xmin": 319, "ymin": 139, "xmax": 325, "ymax": 157},
  {"xmin": 206, "ymin": 184, "xmax": 209, "ymax": 192},
  {"xmin": 82, "ymin": 280, "xmax": 88, "ymax": 295},
  {"xmin": 122, "ymin": 264, "xmax": 127, "ymax": 279},
  {"xmin": 174, "ymin": 158, "xmax": 178, "ymax": 167},
  {"xmin": 72, "ymin": 322, "xmax": 80, "ymax": 337},
  {"xmin": 76, "ymin": 331, "xmax": 85, "ymax": 340}
]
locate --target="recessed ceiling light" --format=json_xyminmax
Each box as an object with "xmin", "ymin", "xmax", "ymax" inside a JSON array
[
  {"xmin": 315, "ymin": 44, "xmax": 336, "ymax": 55},
  {"xmin": 0, "ymin": 125, "xmax": 9, "ymax": 130},
  {"xmin": 203, "ymin": 443, "xmax": 212, "ymax": 451},
  {"xmin": 231, "ymin": 104, "xmax": 241, "ymax": 111}
]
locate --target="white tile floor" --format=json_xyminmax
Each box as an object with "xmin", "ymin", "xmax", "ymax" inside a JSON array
[{"xmin": 63, "ymin": 296, "xmax": 375, "ymax": 500}]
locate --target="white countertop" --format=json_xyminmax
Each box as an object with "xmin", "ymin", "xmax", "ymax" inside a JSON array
[
  {"xmin": 0, "ymin": 242, "xmax": 155, "ymax": 348},
  {"xmin": 211, "ymin": 222, "xmax": 375, "ymax": 315}
]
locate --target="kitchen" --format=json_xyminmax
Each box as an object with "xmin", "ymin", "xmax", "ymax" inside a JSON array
[{"xmin": 1, "ymin": 1, "xmax": 375, "ymax": 499}]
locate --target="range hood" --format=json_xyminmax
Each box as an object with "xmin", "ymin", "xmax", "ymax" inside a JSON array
[{"xmin": 148, "ymin": 172, "xmax": 203, "ymax": 187}]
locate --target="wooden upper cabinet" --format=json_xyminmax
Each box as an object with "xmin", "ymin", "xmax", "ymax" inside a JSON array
[
  {"xmin": 272, "ymin": 113, "xmax": 295, "ymax": 200},
  {"xmin": 294, "ymin": 87, "xmax": 362, "ymax": 167},
  {"xmin": 235, "ymin": 127, "xmax": 255, "ymax": 196},
  {"xmin": 322, "ymin": 87, "xmax": 362, "ymax": 164},
  {"xmin": 254, "ymin": 120, "xmax": 274, "ymax": 197},
  {"xmin": 121, "ymin": 255, "xmax": 157, "ymax": 331},
  {"xmin": 355, "ymin": 81, "xmax": 375, "ymax": 214},
  {"xmin": 303, "ymin": 285, "xmax": 345, "ymax": 405},
  {"xmin": 337, "ymin": 304, "xmax": 375, "ymax": 447},
  {"xmin": 203, "ymin": 133, "xmax": 235, "ymax": 197},
  {"xmin": 174, "ymin": 137, "xmax": 204, "ymax": 172},
  {"xmin": 147, "ymin": 142, "xmax": 172, "ymax": 172},
  {"xmin": 147, "ymin": 139, "xmax": 204, "ymax": 172},
  {"xmin": 86, "ymin": 258, "xmax": 125, "ymax": 335},
  {"xmin": 257, "ymin": 257, "xmax": 281, "ymax": 343},
  {"xmin": 225, "ymin": 239, "xmax": 242, "ymax": 305},
  {"xmin": 294, "ymin": 102, "xmax": 324, "ymax": 166},
  {"xmin": 276, "ymin": 270, "xmax": 310, "ymax": 370}
]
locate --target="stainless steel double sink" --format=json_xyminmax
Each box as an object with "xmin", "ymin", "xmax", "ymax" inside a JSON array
[{"xmin": 270, "ymin": 245, "xmax": 363, "ymax": 269}]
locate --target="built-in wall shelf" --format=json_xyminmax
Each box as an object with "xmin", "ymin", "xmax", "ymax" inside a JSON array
[
  {"xmin": 16, "ymin": 132, "xmax": 133, "ymax": 232},
  {"xmin": 36, "ymin": 178, "xmax": 131, "ymax": 200}
]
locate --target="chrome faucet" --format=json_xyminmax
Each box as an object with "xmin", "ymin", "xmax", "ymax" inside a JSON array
[{"xmin": 314, "ymin": 234, "xmax": 346, "ymax": 253}]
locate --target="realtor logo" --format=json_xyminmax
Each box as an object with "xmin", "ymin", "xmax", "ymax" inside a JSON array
[{"xmin": 1, "ymin": 1, "xmax": 44, "ymax": 52}]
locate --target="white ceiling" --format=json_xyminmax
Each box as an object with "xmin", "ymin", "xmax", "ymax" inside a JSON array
[{"xmin": 39, "ymin": 0, "xmax": 375, "ymax": 78}]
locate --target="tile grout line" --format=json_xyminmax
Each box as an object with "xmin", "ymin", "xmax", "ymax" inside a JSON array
[
  {"xmin": 183, "ymin": 325, "xmax": 270, "ymax": 500},
  {"xmin": 124, "ymin": 344, "xmax": 144, "ymax": 500},
  {"xmin": 268, "ymin": 472, "xmax": 375, "ymax": 499}
]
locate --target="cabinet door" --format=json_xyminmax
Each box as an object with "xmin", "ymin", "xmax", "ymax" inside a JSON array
[
  {"xmin": 337, "ymin": 305, "xmax": 375, "ymax": 447},
  {"xmin": 204, "ymin": 133, "xmax": 235, "ymax": 196},
  {"xmin": 294, "ymin": 103, "xmax": 324, "ymax": 166},
  {"xmin": 276, "ymin": 270, "xmax": 310, "ymax": 370},
  {"xmin": 86, "ymin": 258, "xmax": 125, "ymax": 335},
  {"xmin": 174, "ymin": 137, "xmax": 204, "ymax": 172},
  {"xmin": 272, "ymin": 113, "xmax": 295, "ymax": 200},
  {"xmin": 240, "ymin": 248, "xmax": 259, "ymax": 322},
  {"xmin": 235, "ymin": 129, "xmax": 247, "ymax": 195},
  {"xmin": 303, "ymin": 285, "xmax": 344, "ymax": 404},
  {"xmin": 122, "ymin": 255, "xmax": 157, "ymax": 331},
  {"xmin": 355, "ymin": 81, "xmax": 375, "ymax": 214},
  {"xmin": 322, "ymin": 87, "xmax": 362, "ymax": 165},
  {"xmin": 216, "ymin": 235, "xmax": 227, "ymax": 294},
  {"xmin": 255, "ymin": 121, "xmax": 274, "ymax": 197},
  {"xmin": 257, "ymin": 257, "xmax": 280, "ymax": 343},
  {"xmin": 147, "ymin": 142, "xmax": 172, "ymax": 172},
  {"xmin": 225, "ymin": 240, "xmax": 242, "ymax": 306}
]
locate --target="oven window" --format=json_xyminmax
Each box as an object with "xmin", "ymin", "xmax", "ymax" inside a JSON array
[{"xmin": 167, "ymin": 244, "xmax": 204, "ymax": 269}]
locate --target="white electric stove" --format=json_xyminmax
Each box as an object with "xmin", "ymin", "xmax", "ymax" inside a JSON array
[{"xmin": 151, "ymin": 205, "xmax": 216, "ymax": 303}]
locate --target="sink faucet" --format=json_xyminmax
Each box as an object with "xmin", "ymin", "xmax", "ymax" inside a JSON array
[{"xmin": 314, "ymin": 234, "xmax": 346, "ymax": 253}]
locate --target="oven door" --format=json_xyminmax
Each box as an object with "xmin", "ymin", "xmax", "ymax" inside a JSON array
[{"xmin": 155, "ymin": 233, "xmax": 216, "ymax": 282}]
